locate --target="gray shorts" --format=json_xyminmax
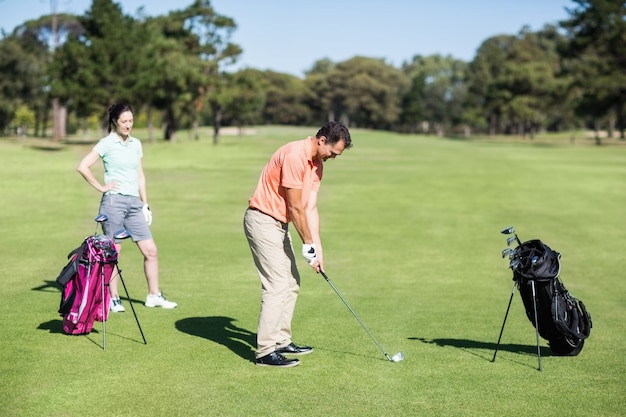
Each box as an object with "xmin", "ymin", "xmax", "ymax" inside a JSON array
[{"xmin": 99, "ymin": 194, "xmax": 152, "ymax": 242}]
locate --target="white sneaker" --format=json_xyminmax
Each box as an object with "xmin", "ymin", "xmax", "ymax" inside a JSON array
[
  {"xmin": 145, "ymin": 293, "xmax": 177, "ymax": 309},
  {"xmin": 110, "ymin": 297, "xmax": 126, "ymax": 313}
]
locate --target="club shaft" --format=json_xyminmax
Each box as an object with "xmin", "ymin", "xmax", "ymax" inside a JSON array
[{"xmin": 320, "ymin": 271, "xmax": 389, "ymax": 358}]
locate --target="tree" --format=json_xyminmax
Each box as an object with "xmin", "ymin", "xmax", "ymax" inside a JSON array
[
  {"xmin": 224, "ymin": 69, "xmax": 266, "ymax": 130},
  {"xmin": 303, "ymin": 58, "xmax": 335, "ymax": 124},
  {"xmin": 0, "ymin": 36, "xmax": 35, "ymax": 135},
  {"xmin": 134, "ymin": 13, "xmax": 206, "ymax": 142},
  {"xmin": 0, "ymin": 14, "xmax": 79, "ymax": 137},
  {"xmin": 466, "ymin": 27, "xmax": 566, "ymax": 137},
  {"xmin": 324, "ymin": 56, "xmax": 409, "ymax": 129},
  {"xmin": 12, "ymin": 105, "xmax": 36, "ymax": 137},
  {"xmin": 49, "ymin": 0, "xmax": 241, "ymax": 142},
  {"xmin": 173, "ymin": 0, "xmax": 242, "ymax": 143},
  {"xmin": 49, "ymin": 0, "xmax": 139, "ymax": 134},
  {"xmin": 402, "ymin": 54, "xmax": 468, "ymax": 136},
  {"xmin": 500, "ymin": 26, "xmax": 567, "ymax": 138},
  {"xmin": 397, "ymin": 72, "xmax": 426, "ymax": 134},
  {"xmin": 259, "ymin": 71, "xmax": 310, "ymax": 125},
  {"xmin": 467, "ymin": 34, "xmax": 518, "ymax": 135},
  {"xmin": 560, "ymin": 0, "xmax": 626, "ymax": 140}
]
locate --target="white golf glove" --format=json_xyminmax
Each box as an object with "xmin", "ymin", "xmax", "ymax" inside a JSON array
[
  {"xmin": 142, "ymin": 203, "xmax": 152, "ymax": 226},
  {"xmin": 302, "ymin": 243, "xmax": 317, "ymax": 265}
]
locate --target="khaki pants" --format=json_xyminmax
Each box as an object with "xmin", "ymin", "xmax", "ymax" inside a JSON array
[{"xmin": 243, "ymin": 208, "xmax": 300, "ymax": 358}]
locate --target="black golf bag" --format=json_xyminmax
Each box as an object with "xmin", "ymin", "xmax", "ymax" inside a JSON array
[{"xmin": 508, "ymin": 239, "xmax": 592, "ymax": 356}]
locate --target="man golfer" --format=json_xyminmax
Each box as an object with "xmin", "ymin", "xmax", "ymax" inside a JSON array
[{"xmin": 244, "ymin": 121, "xmax": 352, "ymax": 367}]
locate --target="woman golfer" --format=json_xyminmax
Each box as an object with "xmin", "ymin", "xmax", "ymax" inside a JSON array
[{"xmin": 77, "ymin": 103, "xmax": 177, "ymax": 311}]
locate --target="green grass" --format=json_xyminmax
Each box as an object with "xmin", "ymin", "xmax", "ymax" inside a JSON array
[{"xmin": 1, "ymin": 127, "xmax": 625, "ymax": 417}]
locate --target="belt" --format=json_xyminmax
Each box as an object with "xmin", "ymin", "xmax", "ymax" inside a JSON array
[{"xmin": 248, "ymin": 207, "xmax": 286, "ymax": 225}]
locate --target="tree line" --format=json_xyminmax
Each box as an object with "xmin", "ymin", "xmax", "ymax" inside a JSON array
[{"xmin": 0, "ymin": 0, "xmax": 624, "ymax": 143}]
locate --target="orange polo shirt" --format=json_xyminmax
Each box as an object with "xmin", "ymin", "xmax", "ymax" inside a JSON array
[{"xmin": 249, "ymin": 138, "xmax": 323, "ymax": 223}]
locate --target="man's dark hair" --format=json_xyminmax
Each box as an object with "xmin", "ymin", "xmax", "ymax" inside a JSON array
[{"xmin": 316, "ymin": 121, "xmax": 352, "ymax": 149}]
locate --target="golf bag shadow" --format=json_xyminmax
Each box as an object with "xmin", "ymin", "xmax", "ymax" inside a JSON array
[
  {"xmin": 56, "ymin": 223, "xmax": 147, "ymax": 349},
  {"xmin": 492, "ymin": 228, "xmax": 592, "ymax": 370}
]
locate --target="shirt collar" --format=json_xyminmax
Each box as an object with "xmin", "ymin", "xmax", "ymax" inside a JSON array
[{"xmin": 111, "ymin": 132, "xmax": 134, "ymax": 144}]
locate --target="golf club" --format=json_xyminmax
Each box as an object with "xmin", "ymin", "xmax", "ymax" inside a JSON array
[
  {"xmin": 510, "ymin": 258, "xmax": 521, "ymax": 270},
  {"xmin": 501, "ymin": 226, "xmax": 522, "ymax": 246},
  {"xmin": 94, "ymin": 214, "xmax": 108, "ymax": 234},
  {"xmin": 319, "ymin": 271, "xmax": 404, "ymax": 363},
  {"xmin": 114, "ymin": 229, "xmax": 131, "ymax": 240}
]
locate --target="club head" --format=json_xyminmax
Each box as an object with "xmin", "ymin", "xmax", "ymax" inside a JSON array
[
  {"xmin": 510, "ymin": 259, "xmax": 520, "ymax": 270},
  {"xmin": 114, "ymin": 228, "xmax": 131, "ymax": 240},
  {"xmin": 506, "ymin": 236, "xmax": 517, "ymax": 246},
  {"xmin": 388, "ymin": 352, "xmax": 405, "ymax": 362},
  {"xmin": 95, "ymin": 214, "xmax": 108, "ymax": 223},
  {"xmin": 501, "ymin": 248, "xmax": 513, "ymax": 258},
  {"xmin": 501, "ymin": 226, "xmax": 515, "ymax": 235}
]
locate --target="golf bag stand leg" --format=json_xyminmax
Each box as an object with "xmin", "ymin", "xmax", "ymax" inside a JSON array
[
  {"xmin": 116, "ymin": 263, "xmax": 147, "ymax": 345},
  {"xmin": 491, "ymin": 283, "xmax": 516, "ymax": 362},
  {"xmin": 531, "ymin": 280, "xmax": 542, "ymax": 371},
  {"xmin": 102, "ymin": 262, "xmax": 107, "ymax": 350}
]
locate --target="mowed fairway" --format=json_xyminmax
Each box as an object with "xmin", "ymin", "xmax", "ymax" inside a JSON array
[{"xmin": 1, "ymin": 127, "xmax": 624, "ymax": 417}]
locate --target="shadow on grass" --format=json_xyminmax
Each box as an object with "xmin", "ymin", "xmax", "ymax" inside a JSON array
[
  {"xmin": 175, "ymin": 316, "xmax": 256, "ymax": 362},
  {"xmin": 38, "ymin": 318, "xmax": 147, "ymax": 349},
  {"xmin": 31, "ymin": 280, "xmax": 60, "ymax": 292},
  {"xmin": 38, "ymin": 319, "xmax": 64, "ymax": 333},
  {"xmin": 410, "ymin": 337, "xmax": 551, "ymax": 369},
  {"xmin": 411, "ymin": 337, "xmax": 550, "ymax": 355}
]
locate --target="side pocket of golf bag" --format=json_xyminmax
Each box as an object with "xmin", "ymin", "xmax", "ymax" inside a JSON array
[
  {"xmin": 58, "ymin": 280, "xmax": 77, "ymax": 316},
  {"xmin": 551, "ymin": 279, "xmax": 592, "ymax": 341}
]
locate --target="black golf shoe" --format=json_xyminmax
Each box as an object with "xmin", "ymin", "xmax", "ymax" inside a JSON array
[
  {"xmin": 256, "ymin": 351, "xmax": 300, "ymax": 367},
  {"xmin": 276, "ymin": 342, "xmax": 314, "ymax": 355}
]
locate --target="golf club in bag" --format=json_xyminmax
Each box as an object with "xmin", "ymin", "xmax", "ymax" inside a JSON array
[
  {"xmin": 492, "ymin": 227, "xmax": 591, "ymax": 371},
  {"xmin": 319, "ymin": 271, "xmax": 404, "ymax": 363},
  {"xmin": 56, "ymin": 215, "xmax": 147, "ymax": 349}
]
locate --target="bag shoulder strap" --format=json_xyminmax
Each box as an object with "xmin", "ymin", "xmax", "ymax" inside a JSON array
[{"xmin": 56, "ymin": 239, "xmax": 88, "ymax": 286}]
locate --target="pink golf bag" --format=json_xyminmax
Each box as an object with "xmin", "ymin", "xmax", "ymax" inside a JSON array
[{"xmin": 57, "ymin": 235, "xmax": 117, "ymax": 335}]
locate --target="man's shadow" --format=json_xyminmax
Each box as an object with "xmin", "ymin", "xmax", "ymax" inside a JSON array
[{"xmin": 176, "ymin": 316, "xmax": 256, "ymax": 362}]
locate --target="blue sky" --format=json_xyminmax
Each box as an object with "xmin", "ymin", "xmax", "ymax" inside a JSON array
[{"xmin": 0, "ymin": 0, "xmax": 575, "ymax": 77}]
